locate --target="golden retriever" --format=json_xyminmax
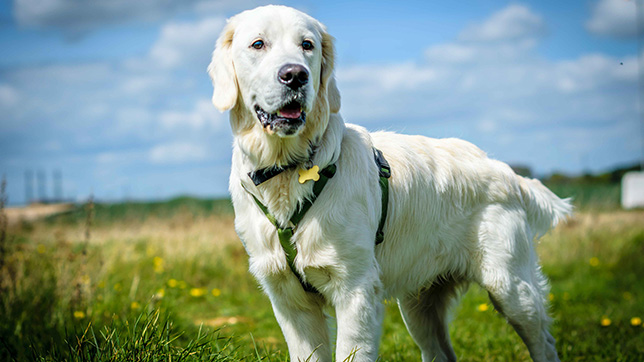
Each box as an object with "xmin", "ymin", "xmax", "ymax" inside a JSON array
[{"xmin": 208, "ymin": 5, "xmax": 571, "ymax": 362}]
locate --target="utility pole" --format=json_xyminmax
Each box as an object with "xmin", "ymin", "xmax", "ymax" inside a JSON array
[
  {"xmin": 53, "ymin": 169, "xmax": 63, "ymax": 202},
  {"xmin": 37, "ymin": 170, "xmax": 47, "ymax": 203},
  {"xmin": 25, "ymin": 170, "xmax": 34, "ymax": 205}
]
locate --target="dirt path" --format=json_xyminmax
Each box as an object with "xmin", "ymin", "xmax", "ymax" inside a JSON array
[{"xmin": 4, "ymin": 203, "xmax": 75, "ymax": 224}]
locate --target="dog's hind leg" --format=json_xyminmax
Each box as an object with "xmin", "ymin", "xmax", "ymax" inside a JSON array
[
  {"xmin": 397, "ymin": 277, "xmax": 466, "ymax": 362},
  {"xmin": 482, "ymin": 272, "xmax": 559, "ymax": 362},
  {"xmin": 476, "ymin": 205, "xmax": 560, "ymax": 362}
]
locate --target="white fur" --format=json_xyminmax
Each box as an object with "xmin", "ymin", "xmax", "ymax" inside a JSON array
[{"xmin": 208, "ymin": 6, "xmax": 572, "ymax": 362}]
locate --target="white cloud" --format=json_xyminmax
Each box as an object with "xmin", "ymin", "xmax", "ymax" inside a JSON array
[
  {"xmin": 148, "ymin": 141, "xmax": 209, "ymax": 164},
  {"xmin": 335, "ymin": 4, "xmax": 639, "ymax": 174},
  {"xmin": 586, "ymin": 0, "xmax": 642, "ymax": 38},
  {"xmin": 158, "ymin": 98, "xmax": 226, "ymax": 131},
  {"xmin": 149, "ymin": 17, "xmax": 226, "ymax": 69},
  {"xmin": 113, "ymin": 107, "xmax": 155, "ymax": 134},
  {"xmin": 120, "ymin": 74, "xmax": 171, "ymax": 95},
  {"xmin": 338, "ymin": 5, "xmax": 637, "ymax": 124},
  {"xmin": 0, "ymin": 84, "xmax": 19, "ymax": 106},
  {"xmin": 0, "ymin": 10, "xmax": 233, "ymax": 168},
  {"xmin": 160, "ymin": 111, "xmax": 205, "ymax": 130},
  {"xmin": 553, "ymin": 53, "xmax": 638, "ymax": 93},
  {"xmin": 425, "ymin": 39, "xmax": 537, "ymax": 65},
  {"xmin": 458, "ymin": 4, "xmax": 546, "ymax": 43},
  {"xmin": 2, "ymin": 62, "xmax": 126, "ymax": 132},
  {"xmin": 12, "ymin": 0, "xmax": 258, "ymax": 35},
  {"xmin": 337, "ymin": 62, "xmax": 438, "ymax": 93},
  {"xmin": 424, "ymin": 43, "xmax": 478, "ymax": 64},
  {"xmin": 340, "ymin": 47, "xmax": 637, "ymax": 126},
  {"xmin": 11, "ymin": 62, "xmax": 115, "ymax": 85}
]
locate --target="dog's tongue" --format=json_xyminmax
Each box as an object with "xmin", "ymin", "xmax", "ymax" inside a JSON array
[{"xmin": 278, "ymin": 104, "xmax": 302, "ymax": 119}]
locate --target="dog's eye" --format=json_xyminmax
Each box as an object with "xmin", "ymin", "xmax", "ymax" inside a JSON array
[
  {"xmin": 251, "ymin": 40, "xmax": 264, "ymax": 50},
  {"xmin": 301, "ymin": 40, "xmax": 314, "ymax": 51}
]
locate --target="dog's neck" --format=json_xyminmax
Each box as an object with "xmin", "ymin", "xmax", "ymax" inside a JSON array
[{"xmin": 230, "ymin": 104, "xmax": 345, "ymax": 224}]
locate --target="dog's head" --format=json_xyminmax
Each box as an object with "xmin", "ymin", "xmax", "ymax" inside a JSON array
[{"xmin": 208, "ymin": 5, "xmax": 340, "ymax": 139}]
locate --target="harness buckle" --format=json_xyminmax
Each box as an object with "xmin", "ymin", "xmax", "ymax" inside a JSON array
[{"xmin": 373, "ymin": 148, "xmax": 391, "ymax": 178}]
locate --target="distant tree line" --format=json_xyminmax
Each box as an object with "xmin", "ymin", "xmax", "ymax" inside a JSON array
[{"xmin": 542, "ymin": 163, "xmax": 642, "ymax": 185}]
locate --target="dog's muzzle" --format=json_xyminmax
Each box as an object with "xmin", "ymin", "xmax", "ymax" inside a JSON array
[
  {"xmin": 254, "ymin": 64, "xmax": 310, "ymax": 136},
  {"xmin": 255, "ymin": 101, "xmax": 306, "ymax": 136}
]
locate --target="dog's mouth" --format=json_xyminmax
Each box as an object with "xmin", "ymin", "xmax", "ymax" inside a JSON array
[{"xmin": 255, "ymin": 101, "xmax": 306, "ymax": 136}]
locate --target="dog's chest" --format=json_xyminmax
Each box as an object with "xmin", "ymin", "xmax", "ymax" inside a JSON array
[
  {"xmin": 259, "ymin": 174, "xmax": 303, "ymax": 224},
  {"xmin": 234, "ymin": 173, "xmax": 326, "ymax": 270},
  {"xmin": 234, "ymin": 198, "xmax": 342, "ymax": 288}
]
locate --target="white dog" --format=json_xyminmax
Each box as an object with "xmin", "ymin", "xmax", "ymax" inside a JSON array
[{"xmin": 208, "ymin": 6, "xmax": 571, "ymax": 362}]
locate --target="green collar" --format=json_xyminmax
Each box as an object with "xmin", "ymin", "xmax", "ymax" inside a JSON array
[
  {"xmin": 248, "ymin": 148, "xmax": 317, "ymax": 186},
  {"xmin": 247, "ymin": 165, "xmax": 295, "ymax": 186}
]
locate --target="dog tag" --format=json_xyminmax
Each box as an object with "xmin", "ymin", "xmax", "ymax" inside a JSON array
[{"xmin": 298, "ymin": 165, "xmax": 320, "ymax": 184}]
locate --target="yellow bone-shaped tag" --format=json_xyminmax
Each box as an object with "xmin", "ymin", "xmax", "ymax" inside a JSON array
[{"xmin": 298, "ymin": 165, "xmax": 320, "ymax": 184}]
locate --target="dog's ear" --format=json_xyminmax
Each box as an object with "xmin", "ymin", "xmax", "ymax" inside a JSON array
[
  {"xmin": 208, "ymin": 21, "xmax": 238, "ymax": 112},
  {"xmin": 320, "ymin": 30, "xmax": 341, "ymax": 113}
]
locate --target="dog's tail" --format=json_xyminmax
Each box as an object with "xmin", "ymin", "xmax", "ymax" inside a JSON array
[{"xmin": 518, "ymin": 176, "xmax": 573, "ymax": 238}]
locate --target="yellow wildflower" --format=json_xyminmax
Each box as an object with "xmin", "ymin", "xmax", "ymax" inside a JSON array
[
  {"xmin": 131, "ymin": 301, "xmax": 141, "ymax": 310},
  {"xmin": 168, "ymin": 279, "xmax": 178, "ymax": 288},
  {"xmin": 37, "ymin": 244, "xmax": 46, "ymax": 254},
  {"xmin": 600, "ymin": 317, "xmax": 611, "ymax": 327},
  {"xmin": 631, "ymin": 317, "xmax": 642, "ymax": 326},
  {"xmin": 589, "ymin": 257, "xmax": 600, "ymax": 267},
  {"xmin": 153, "ymin": 257, "xmax": 164, "ymax": 273},
  {"xmin": 548, "ymin": 293, "xmax": 554, "ymax": 301},
  {"xmin": 155, "ymin": 288, "xmax": 165, "ymax": 298},
  {"xmin": 211, "ymin": 288, "xmax": 221, "ymax": 297},
  {"xmin": 190, "ymin": 288, "xmax": 206, "ymax": 297},
  {"xmin": 73, "ymin": 311, "xmax": 86, "ymax": 319},
  {"xmin": 477, "ymin": 303, "xmax": 489, "ymax": 312}
]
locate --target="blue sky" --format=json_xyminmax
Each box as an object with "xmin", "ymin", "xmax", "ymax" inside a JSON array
[{"xmin": 0, "ymin": 0, "xmax": 641, "ymax": 205}]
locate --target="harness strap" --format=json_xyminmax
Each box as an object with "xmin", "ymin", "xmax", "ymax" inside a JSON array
[
  {"xmin": 246, "ymin": 164, "xmax": 336, "ymax": 293},
  {"xmin": 244, "ymin": 149, "xmax": 390, "ymax": 293},
  {"xmin": 374, "ymin": 148, "xmax": 391, "ymax": 245},
  {"xmin": 249, "ymin": 194, "xmax": 315, "ymax": 291}
]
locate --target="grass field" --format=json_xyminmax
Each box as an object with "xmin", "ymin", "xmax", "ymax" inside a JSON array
[{"xmin": 1, "ymin": 186, "xmax": 643, "ymax": 361}]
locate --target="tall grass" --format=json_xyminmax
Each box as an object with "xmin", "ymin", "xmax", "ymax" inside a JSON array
[
  {"xmin": 1, "ymin": 194, "xmax": 643, "ymax": 361},
  {"xmin": 1, "ymin": 197, "xmax": 271, "ymax": 361}
]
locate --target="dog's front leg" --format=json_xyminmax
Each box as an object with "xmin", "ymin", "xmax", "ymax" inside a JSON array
[
  {"xmin": 334, "ymin": 275, "xmax": 384, "ymax": 362},
  {"xmin": 266, "ymin": 283, "xmax": 331, "ymax": 362}
]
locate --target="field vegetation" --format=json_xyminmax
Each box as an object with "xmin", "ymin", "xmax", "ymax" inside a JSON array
[{"xmin": 0, "ymin": 178, "xmax": 643, "ymax": 361}]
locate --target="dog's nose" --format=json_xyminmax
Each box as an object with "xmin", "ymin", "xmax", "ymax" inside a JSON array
[{"xmin": 278, "ymin": 64, "xmax": 309, "ymax": 89}]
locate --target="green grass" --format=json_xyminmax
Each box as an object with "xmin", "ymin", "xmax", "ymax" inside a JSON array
[
  {"xmin": 1, "ymin": 194, "xmax": 643, "ymax": 361},
  {"xmin": 17, "ymin": 310, "xmax": 247, "ymax": 362},
  {"xmin": 47, "ymin": 196, "xmax": 234, "ymax": 226}
]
